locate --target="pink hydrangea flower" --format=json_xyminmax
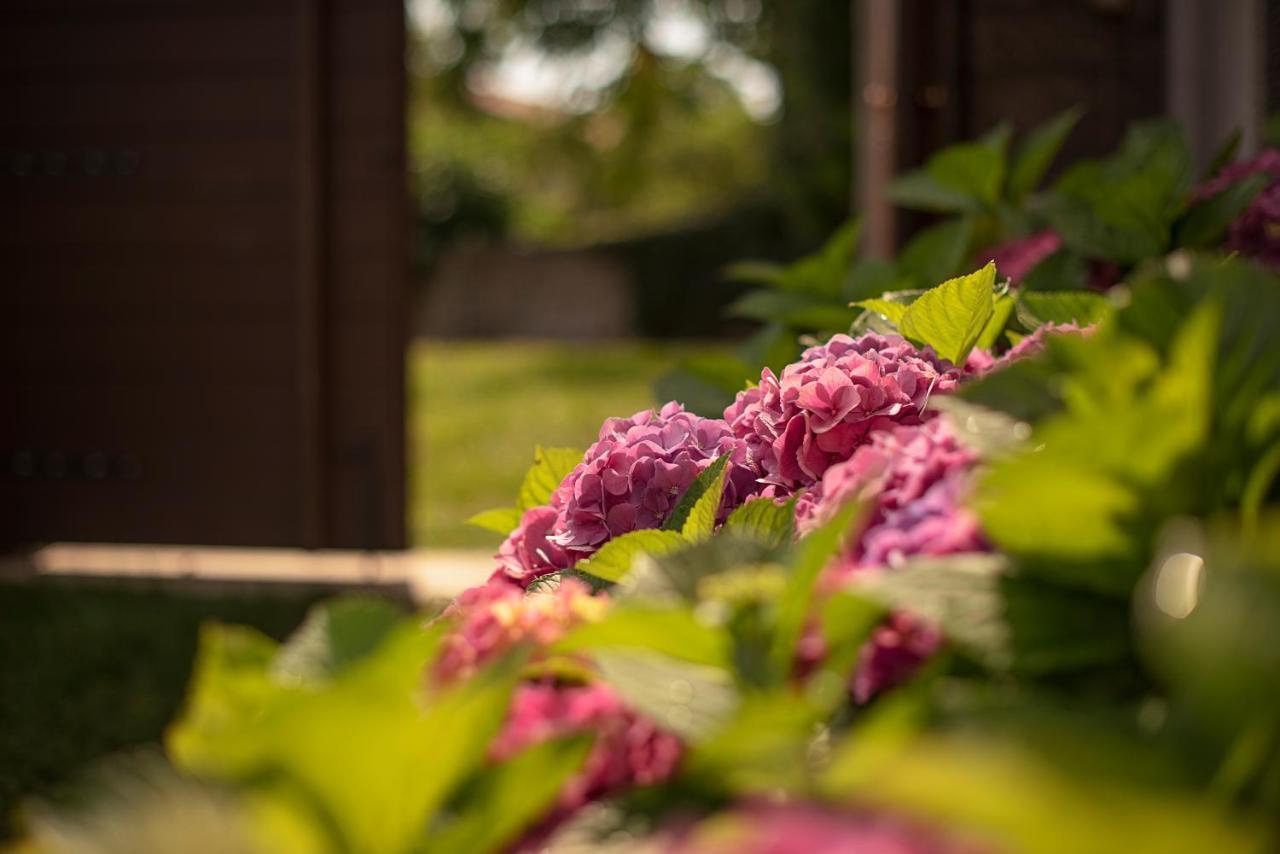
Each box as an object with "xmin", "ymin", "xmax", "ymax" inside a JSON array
[
  {"xmin": 792, "ymin": 420, "xmax": 980, "ymax": 702},
  {"xmin": 978, "ymin": 228, "xmax": 1063, "ymax": 284},
  {"xmin": 490, "ymin": 681, "xmax": 682, "ymax": 811},
  {"xmin": 1195, "ymin": 148, "xmax": 1280, "ymax": 267},
  {"xmin": 795, "ymin": 418, "xmax": 983, "ymax": 576},
  {"xmin": 662, "ymin": 801, "xmax": 984, "ymax": 854},
  {"xmin": 495, "ymin": 402, "xmax": 758, "ymax": 585},
  {"xmin": 432, "ymin": 576, "xmax": 607, "ymax": 685},
  {"xmin": 725, "ymin": 334, "xmax": 963, "ymax": 494}
]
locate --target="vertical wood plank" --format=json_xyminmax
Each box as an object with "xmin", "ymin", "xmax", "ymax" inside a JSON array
[{"xmin": 296, "ymin": 0, "xmax": 328, "ymax": 547}]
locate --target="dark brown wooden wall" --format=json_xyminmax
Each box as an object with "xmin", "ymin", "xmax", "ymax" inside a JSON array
[
  {"xmin": 0, "ymin": 0, "xmax": 407, "ymax": 549},
  {"xmin": 891, "ymin": 0, "xmax": 1166, "ymax": 211}
]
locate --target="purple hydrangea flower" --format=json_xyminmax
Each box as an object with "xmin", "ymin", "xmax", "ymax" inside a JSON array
[
  {"xmin": 795, "ymin": 418, "xmax": 983, "ymax": 576},
  {"xmin": 495, "ymin": 402, "xmax": 759, "ymax": 586},
  {"xmin": 490, "ymin": 681, "xmax": 682, "ymax": 811},
  {"xmin": 1195, "ymin": 148, "xmax": 1280, "ymax": 267},
  {"xmin": 725, "ymin": 334, "xmax": 963, "ymax": 494},
  {"xmin": 662, "ymin": 801, "xmax": 985, "ymax": 854}
]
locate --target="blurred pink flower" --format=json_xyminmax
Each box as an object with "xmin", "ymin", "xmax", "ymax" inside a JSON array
[
  {"xmin": 1195, "ymin": 148, "xmax": 1280, "ymax": 267},
  {"xmin": 491, "ymin": 681, "xmax": 682, "ymax": 811},
  {"xmin": 726, "ymin": 334, "xmax": 963, "ymax": 494},
  {"xmin": 432, "ymin": 576, "xmax": 607, "ymax": 685},
  {"xmin": 852, "ymin": 612, "xmax": 943, "ymax": 704},
  {"xmin": 662, "ymin": 801, "xmax": 984, "ymax": 854},
  {"xmin": 978, "ymin": 228, "xmax": 1062, "ymax": 284}
]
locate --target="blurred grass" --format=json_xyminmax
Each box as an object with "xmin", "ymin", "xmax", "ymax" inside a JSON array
[
  {"xmin": 410, "ymin": 339, "xmax": 723, "ymax": 549},
  {"xmin": 0, "ymin": 582, "xmax": 327, "ymax": 839}
]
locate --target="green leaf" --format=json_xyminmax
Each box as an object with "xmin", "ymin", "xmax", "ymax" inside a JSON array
[
  {"xmin": 664, "ymin": 455, "xmax": 730, "ymax": 534},
  {"xmin": 593, "ymin": 648, "xmax": 738, "ymax": 742},
  {"xmin": 724, "ymin": 497, "xmax": 796, "ymax": 548},
  {"xmin": 681, "ymin": 461, "xmax": 730, "ymax": 543},
  {"xmin": 899, "ymin": 263, "xmax": 997, "ymax": 364},
  {"xmin": 1016, "ymin": 291, "xmax": 1112, "ymax": 329},
  {"xmin": 1203, "ymin": 128, "xmax": 1242, "ymax": 179},
  {"xmin": 767, "ymin": 501, "xmax": 861, "ymax": 682},
  {"xmin": 683, "ymin": 692, "xmax": 823, "ymax": 793},
  {"xmin": 859, "ymin": 554, "xmax": 1012, "ymax": 669},
  {"xmin": 1173, "ymin": 172, "xmax": 1268, "ymax": 249},
  {"xmin": 271, "ymin": 597, "xmax": 404, "ymax": 686},
  {"xmin": 976, "ymin": 292, "xmax": 1016, "ymax": 350},
  {"xmin": 928, "ymin": 132, "xmax": 1009, "ymax": 207},
  {"xmin": 466, "ymin": 507, "xmax": 522, "ymax": 536},
  {"xmin": 1021, "ymin": 248, "xmax": 1090, "ymax": 291},
  {"xmin": 553, "ymin": 604, "xmax": 731, "ymax": 668},
  {"xmin": 853, "ymin": 297, "xmax": 909, "ymax": 326},
  {"xmin": 727, "ymin": 290, "xmax": 855, "ymax": 330},
  {"xmin": 517, "ymin": 446, "xmax": 582, "ymax": 512},
  {"xmin": 1008, "ymin": 106, "xmax": 1083, "ymax": 200},
  {"xmin": 171, "ymin": 623, "xmax": 522, "ymax": 854},
  {"xmin": 897, "ymin": 218, "xmax": 974, "ymax": 288},
  {"xmin": 426, "ymin": 736, "xmax": 592, "ymax": 854},
  {"xmin": 888, "ymin": 169, "xmax": 984, "ymax": 214},
  {"xmin": 575, "ymin": 529, "xmax": 690, "ymax": 583}
]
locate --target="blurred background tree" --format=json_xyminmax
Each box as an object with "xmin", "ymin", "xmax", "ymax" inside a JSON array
[{"xmin": 409, "ymin": 0, "xmax": 851, "ymax": 267}]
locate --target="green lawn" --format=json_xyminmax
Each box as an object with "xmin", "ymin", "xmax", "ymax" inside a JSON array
[{"xmin": 410, "ymin": 339, "xmax": 720, "ymax": 549}]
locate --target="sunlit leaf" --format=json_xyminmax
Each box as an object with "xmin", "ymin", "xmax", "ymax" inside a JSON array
[
  {"xmin": 517, "ymin": 446, "xmax": 582, "ymax": 512},
  {"xmin": 899, "ymin": 263, "xmax": 996, "ymax": 364}
]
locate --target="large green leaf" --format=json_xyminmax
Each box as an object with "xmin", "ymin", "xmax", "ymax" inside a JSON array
[
  {"xmin": 897, "ymin": 218, "xmax": 974, "ymax": 288},
  {"xmin": 575, "ymin": 529, "xmax": 690, "ymax": 583},
  {"xmin": 593, "ymin": 648, "xmax": 738, "ymax": 742},
  {"xmin": 1016, "ymin": 291, "xmax": 1112, "ymax": 329},
  {"xmin": 170, "ymin": 622, "xmax": 522, "ymax": 854},
  {"xmin": 1007, "ymin": 106, "xmax": 1083, "ymax": 200},
  {"xmin": 899, "ymin": 263, "xmax": 997, "ymax": 364},
  {"xmin": 426, "ymin": 736, "xmax": 592, "ymax": 854},
  {"xmin": 682, "ymin": 692, "xmax": 823, "ymax": 793},
  {"xmin": 887, "ymin": 169, "xmax": 983, "ymax": 214},
  {"xmin": 1173, "ymin": 172, "xmax": 1268, "ymax": 249},
  {"xmin": 271, "ymin": 598, "xmax": 405, "ymax": 686},
  {"xmin": 927, "ymin": 135, "xmax": 1008, "ymax": 208},
  {"xmin": 517, "ymin": 446, "xmax": 583, "ymax": 512},
  {"xmin": 553, "ymin": 603, "xmax": 732, "ymax": 668}
]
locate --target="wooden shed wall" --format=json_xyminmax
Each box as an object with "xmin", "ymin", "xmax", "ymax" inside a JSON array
[{"xmin": 0, "ymin": 0, "xmax": 406, "ymax": 549}]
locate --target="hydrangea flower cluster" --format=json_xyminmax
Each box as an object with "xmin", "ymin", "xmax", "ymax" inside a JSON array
[
  {"xmin": 663, "ymin": 801, "xmax": 982, "ymax": 854},
  {"xmin": 432, "ymin": 576, "xmax": 606, "ymax": 685},
  {"xmin": 853, "ymin": 612, "xmax": 943, "ymax": 704},
  {"xmin": 795, "ymin": 418, "xmax": 984, "ymax": 578},
  {"xmin": 496, "ymin": 402, "xmax": 758, "ymax": 585},
  {"xmin": 490, "ymin": 681, "xmax": 682, "ymax": 811},
  {"xmin": 435, "ymin": 575, "xmax": 683, "ymax": 819},
  {"xmin": 725, "ymin": 334, "xmax": 963, "ymax": 494},
  {"xmin": 1196, "ymin": 148, "xmax": 1280, "ymax": 268}
]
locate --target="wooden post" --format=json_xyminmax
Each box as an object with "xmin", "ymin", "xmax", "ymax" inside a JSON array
[{"xmin": 857, "ymin": 0, "xmax": 900, "ymax": 259}]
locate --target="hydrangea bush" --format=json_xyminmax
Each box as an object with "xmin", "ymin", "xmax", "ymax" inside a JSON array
[{"xmin": 17, "ymin": 120, "xmax": 1280, "ymax": 854}]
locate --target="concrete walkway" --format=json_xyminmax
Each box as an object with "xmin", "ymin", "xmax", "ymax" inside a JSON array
[{"xmin": 0, "ymin": 543, "xmax": 494, "ymax": 603}]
